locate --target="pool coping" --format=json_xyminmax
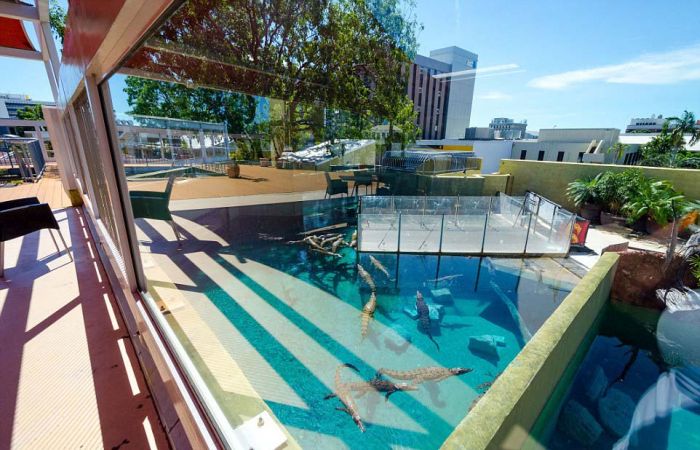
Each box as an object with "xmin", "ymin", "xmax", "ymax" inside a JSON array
[{"xmin": 441, "ymin": 252, "xmax": 619, "ymax": 450}]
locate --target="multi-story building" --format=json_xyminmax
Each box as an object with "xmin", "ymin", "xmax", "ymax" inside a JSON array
[
  {"xmin": 511, "ymin": 128, "xmax": 635, "ymax": 164},
  {"xmin": 0, "ymin": 93, "xmax": 55, "ymax": 119},
  {"xmin": 489, "ymin": 117, "xmax": 527, "ymax": 140},
  {"xmin": 625, "ymin": 114, "xmax": 700, "ymax": 133},
  {"xmin": 407, "ymin": 46, "xmax": 478, "ymax": 140}
]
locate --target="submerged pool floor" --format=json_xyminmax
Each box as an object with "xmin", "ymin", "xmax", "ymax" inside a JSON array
[{"xmin": 191, "ymin": 227, "xmax": 579, "ymax": 449}]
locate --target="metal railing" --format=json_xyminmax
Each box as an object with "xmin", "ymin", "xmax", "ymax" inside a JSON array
[{"xmin": 0, "ymin": 137, "xmax": 46, "ymax": 182}]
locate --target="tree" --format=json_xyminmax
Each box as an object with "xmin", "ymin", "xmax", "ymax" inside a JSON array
[
  {"xmin": 16, "ymin": 104, "xmax": 44, "ymax": 120},
  {"xmin": 124, "ymin": 77, "xmax": 257, "ymax": 134},
  {"xmin": 607, "ymin": 142, "xmax": 629, "ymax": 163},
  {"xmin": 121, "ymin": 0, "xmax": 421, "ymax": 157},
  {"xmin": 49, "ymin": 2, "xmax": 66, "ymax": 45},
  {"xmin": 639, "ymin": 111, "xmax": 700, "ymax": 168}
]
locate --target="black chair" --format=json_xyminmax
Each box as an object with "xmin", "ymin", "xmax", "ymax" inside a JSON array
[
  {"xmin": 129, "ymin": 173, "xmax": 182, "ymax": 244},
  {"xmin": 0, "ymin": 197, "xmax": 71, "ymax": 277},
  {"xmin": 324, "ymin": 172, "xmax": 348, "ymax": 198}
]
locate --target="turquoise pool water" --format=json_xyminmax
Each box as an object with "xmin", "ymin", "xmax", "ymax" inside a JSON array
[
  {"xmin": 141, "ymin": 199, "xmax": 579, "ymax": 448},
  {"xmin": 539, "ymin": 302, "xmax": 700, "ymax": 450},
  {"xmin": 172, "ymin": 198, "xmax": 580, "ymax": 449}
]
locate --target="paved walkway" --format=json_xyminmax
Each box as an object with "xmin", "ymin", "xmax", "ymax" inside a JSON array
[
  {"xmin": 0, "ymin": 207, "xmax": 169, "ymax": 449},
  {"xmin": 571, "ymin": 224, "xmax": 667, "ymax": 269}
]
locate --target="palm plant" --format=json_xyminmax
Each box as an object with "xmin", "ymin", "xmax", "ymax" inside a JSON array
[
  {"xmin": 566, "ymin": 173, "xmax": 602, "ymax": 207},
  {"xmin": 624, "ymin": 180, "xmax": 700, "ymax": 266},
  {"xmin": 666, "ymin": 111, "xmax": 700, "ymax": 166},
  {"xmin": 607, "ymin": 142, "xmax": 629, "ymax": 163}
]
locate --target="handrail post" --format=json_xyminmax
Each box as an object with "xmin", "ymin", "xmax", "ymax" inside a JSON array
[
  {"xmin": 438, "ymin": 214, "xmax": 445, "ymax": 253},
  {"xmin": 523, "ymin": 210, "xmax": 534, "ymax": 254},
  {"xmin": 480, "ymin": 196, "xmax": 493, "ymax": 255},
  {"xmin": 396, "ymin": 212, "xmax": 402, "ymax": 253}
]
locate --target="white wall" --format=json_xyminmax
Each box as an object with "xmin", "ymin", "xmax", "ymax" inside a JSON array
[{"xmin": 470, "ymin": 140, "xmax": 514, "ymax": 173}]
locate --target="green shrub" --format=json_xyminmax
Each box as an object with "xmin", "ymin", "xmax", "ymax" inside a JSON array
[
  {"xmin": 623, "ymin": 179, "xmax": 699, "ymax": 226},
  {"xmin": 566, "ymin": 173, "xmax": 603, "ymax": 208}
]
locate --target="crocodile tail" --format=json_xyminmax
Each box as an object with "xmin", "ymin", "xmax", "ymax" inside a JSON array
[
  {"xmin": 335, "ymin": 363, "xmax": 361, "ymax": 385},
  {"xmin": 428, "ymin": 332, "xmax": 440, "ymax": 351},
  {"xmin": 360, "ymin": 312, "xmax": 371, "ymax": 339}
]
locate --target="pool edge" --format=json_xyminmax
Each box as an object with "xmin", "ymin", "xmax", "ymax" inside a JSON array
[{"xmin": 440, "ymin": 252, "xmax": 620, "ymax": 450}]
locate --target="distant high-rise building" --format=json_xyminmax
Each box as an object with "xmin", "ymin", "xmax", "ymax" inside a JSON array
[
  {"xmin": 625, "ymin": 115, "xmax": 668, "ymax": 133},
  {"xmin": 489, "ymin": 117, "xmax": 527, "ymax": 140},
  {"xmin": 0, "ymin": 93, "xmax": 54, "ymax": 119},
  {"xmin": 407, "ymin": 46, "xmax": 478, "ymax": 140}
]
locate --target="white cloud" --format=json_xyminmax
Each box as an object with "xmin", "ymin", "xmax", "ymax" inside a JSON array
[
  {"xmin": 529, "ymin": 43, "xmax": 700, "ymax": 90},
  {"xmin": 478, "ymin": 90, "xmax": 512, "ymax": 101}
]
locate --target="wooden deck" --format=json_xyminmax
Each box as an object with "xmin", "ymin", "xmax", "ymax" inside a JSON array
[
  {"xmin": 0, "ymin": 208, "xmax": 169, "ymax": 449},
  {"xmin": 0, "ymin": 178, "xmax": 72, "ymax": 209}
]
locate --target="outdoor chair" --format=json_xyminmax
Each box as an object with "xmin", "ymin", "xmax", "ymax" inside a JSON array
[
  {"xmin": 0, "ymin": 197, "xmax": 71, "ymax": 277},
  {"xmin": 324, "ymin": 172, "xmax": 348, "ymax": 198},
  {"xmin": 129, "ymin": 173, "xmax": 182, "ymax": 244},
  {"xmin": 351, "ymin": 172, "xmax": 373, "ymax": 196}
]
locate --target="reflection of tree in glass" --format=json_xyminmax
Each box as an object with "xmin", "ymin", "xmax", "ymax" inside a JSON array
[{"xmin": 121, "ymin": 0, "xmax": 422, "ymax": 156}]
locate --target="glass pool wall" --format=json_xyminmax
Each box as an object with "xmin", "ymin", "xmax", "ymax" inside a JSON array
[{"xmin": 358, "ymin": 194, "xmax": 575, "ymax": 256}]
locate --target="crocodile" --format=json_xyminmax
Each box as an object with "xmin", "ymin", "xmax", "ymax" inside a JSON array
[
  {"xmin": 331, "ymin": 237, "xmax": 345, "ymax": 253},
  {"xmin": 360, "ymin": 292, "xmax": 377, "ymax": 339},
  {"xmin": 369, "ymin": 255, "xmax": 391, "ymax": 279},
  {"xmin": 357, "ymin": 263, "xmax": 376, "ymax": 292},
  {"xmin": 324, "ymin": 363, "xmax": 365, "ymax": 432},
  {"xmin": 375, "ymin": 366, "xmax": 472, "ymax": 385},
  {"xmin": 416, "ymin": 291, "xmax": 439, "ymax": 351},
  {"xmin": 326, "ymin": 377, "xmax": 418, "ymax": 401}
]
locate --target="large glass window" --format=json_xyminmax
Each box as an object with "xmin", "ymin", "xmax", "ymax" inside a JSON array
[{"xmin": 99, "ymin": 1, "xmax": 605, "ymax": 447}]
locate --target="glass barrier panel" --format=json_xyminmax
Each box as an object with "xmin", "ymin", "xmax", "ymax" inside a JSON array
[
  {"xmin": 483, "ymin": 196, "xmax": 530, "ymax": 253},
  {"xmin": 358, "ymin": 213, "xmax": 399, "ymax": 252},
  {"xmin": 398, "ymin": 214, "xmax": 442, "ymax": 253},
  {"xmin": 548, "ymin": 210, "xmax": 576, "ymax": 254},
  {"xmin": 441, "ymin": 214, "xmax": 487, "ymax": 253}
]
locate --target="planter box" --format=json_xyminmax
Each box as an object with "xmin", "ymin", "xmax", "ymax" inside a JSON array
[
  {"xmin": 600, "ymin": 212, "xmax": 627, "ymax": 227},
  {"xmin": 259, "ymin": 158, "xmax": 271, "ymax": 167},
  {"xmin": 579, "ymin": 203, "xmax": 601, "ymax": 224}
]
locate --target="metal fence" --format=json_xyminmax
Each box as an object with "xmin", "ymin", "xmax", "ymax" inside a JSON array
[
  {"xmin": 0, "ymin": 137, "xmax": 46, "ymax": 182},
  {"xmin": 357, "ymin": 193, "xmax": 575, "ymax": 256}
]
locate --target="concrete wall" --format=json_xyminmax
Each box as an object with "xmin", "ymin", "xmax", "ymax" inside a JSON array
[
  {"xmin": 499, "ymin": 159, "xmax": 700, "ymax": 210},
  {"xmin": 471, "ymin": 140, "xmax": 514, "ymax": 173},
  {"xmin": 441, "ymin": 253, "xmax": 619, "ymax": 450}
]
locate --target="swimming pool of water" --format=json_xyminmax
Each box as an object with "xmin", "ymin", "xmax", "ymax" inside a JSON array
[
  {"xmin": 538, "ymin": 302, "xmax": 700, "ymax": 450},
  {"xmin": 140, "ymin": 198, "xmax": 581, "ymax": 449}
]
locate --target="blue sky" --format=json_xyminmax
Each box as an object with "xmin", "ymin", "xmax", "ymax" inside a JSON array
[
  {"xmin": 414, "ymin": 0, "xmax": 700, "ymax": 130},
  {"xmin": 2, "ymin": 0, "xmax": 699, "ymax": 132}
]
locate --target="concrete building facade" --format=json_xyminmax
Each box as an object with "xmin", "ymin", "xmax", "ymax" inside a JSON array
[
  {"xmin": 407, "ymin": 46, "xmax": 478, "ymax": 140},
  {"xmin": 511, "ymin": 128, "xmax": 635, "ymax": 164},
  {"xmin": 0, "ymin": 93, "xmax": 54, "ymax": 119},
  {"xmin": 489, "ymin": 117, "xmax": 527, "ymax": 140}
]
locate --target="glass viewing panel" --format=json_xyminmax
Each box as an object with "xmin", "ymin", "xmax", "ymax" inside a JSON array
[{"xmin": 102, "ymin": 0, "xmax": 589, "ymax": 447}]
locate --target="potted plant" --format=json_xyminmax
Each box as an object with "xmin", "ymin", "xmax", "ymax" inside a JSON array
[
  {"xmin": 566, "ymin": 174, "xmax": 603, "ymax": 223},
  {"xmin": 227, "ymin": 152, "xmax": 241, "ymax": 178}
]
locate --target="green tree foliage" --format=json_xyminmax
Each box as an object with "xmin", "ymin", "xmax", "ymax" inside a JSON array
[
  {"xmin": 123, "ymin": 78, "xmax": 257, "ymax": 134},
  {"xmin": 123, "ymin": 0, "xmax": 421, "ymax": 156},
  {"xmin": 639, "ymin": 111, "xmax": 700, "ymax": 168},
  {"xmin": 49, "ymin": 2, "xmax": 66, "ymax": 45},
  {"xmin": 16, "ymin": 104, "xmax": 44, "ymax": 120}
]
